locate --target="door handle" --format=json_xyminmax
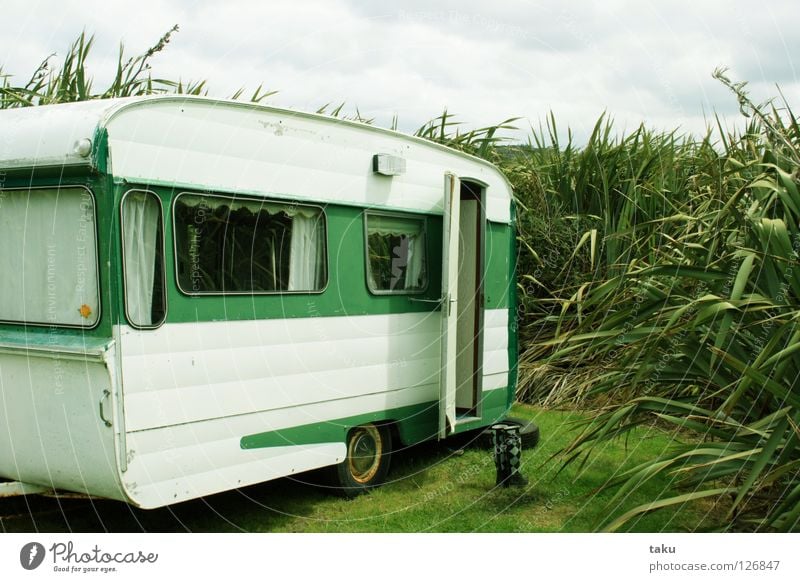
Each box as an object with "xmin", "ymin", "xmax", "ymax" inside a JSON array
[
  {"xmin": 99, "ymin": 389, "xmax": 112, "ymax": 427},
  {"xmin": 409, "ymin": 295, "xmax": 456, "ymax": 315},
  {"xmin": 408, "ymin": 297, "xmax": 444, "ymax": 305}
]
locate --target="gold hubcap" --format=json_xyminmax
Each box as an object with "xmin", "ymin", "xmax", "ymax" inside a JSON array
[{"xmin": 347, "ymin": 425, "xmax": 383, "ymax": 484}]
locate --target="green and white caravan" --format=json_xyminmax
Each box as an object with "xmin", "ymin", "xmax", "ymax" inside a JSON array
[{"xmin": 0, "ymin": 96, "xmax": 519, "ymax": 507}]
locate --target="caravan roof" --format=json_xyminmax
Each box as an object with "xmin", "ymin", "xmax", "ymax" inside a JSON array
[{"xmin": 0, "ymin": 96, "xmax": 513, "ymax": 223}]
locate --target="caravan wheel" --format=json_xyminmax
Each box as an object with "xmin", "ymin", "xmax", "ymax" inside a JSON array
[{"xmin": 332, "ymin": 423, "xmax": 392, "ymax": 496}]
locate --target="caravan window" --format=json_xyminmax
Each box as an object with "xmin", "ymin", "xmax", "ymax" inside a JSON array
[
  {"xmin": 121, "ymin": 190, "xmax": 167, "ymax": 328},
  {"xmin": 365, "ymin": 213, "xmax": 428, "ymax": 294},
  {"xmin": 173, "ymin": 193, "xmax": 327, "ymax": 294},
  {"xmin": 0, "ymin": 186, "xmax": 99, "ymax": 327}
]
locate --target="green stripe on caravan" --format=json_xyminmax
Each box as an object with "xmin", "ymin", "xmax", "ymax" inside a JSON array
[{"xmin": 240, "ymin": 389, "xmax": 511, "ymax": 450}]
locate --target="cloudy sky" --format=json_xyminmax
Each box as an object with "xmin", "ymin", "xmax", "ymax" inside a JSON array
[{"xmin": 2, "ymin": 0, "xmax": 798, "ymax": 143}]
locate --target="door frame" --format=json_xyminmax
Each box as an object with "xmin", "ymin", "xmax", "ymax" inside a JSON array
[{"xmin": 457, "ymin": 179, "xmax": 486, "ymax": 419}]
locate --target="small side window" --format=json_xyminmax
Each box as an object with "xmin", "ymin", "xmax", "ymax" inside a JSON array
[
  {"xmin": 365, "ymin": 213, "xmax": 428, "ymax": 294},
  {"xmin": 121, "ymin": 190, "xmax": 166, "ymax": 328}
]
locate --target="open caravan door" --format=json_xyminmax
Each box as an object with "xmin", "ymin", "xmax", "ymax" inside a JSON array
[{"xmin": 439, "ymin": 173, "xmax": 460, "ymax": 439}]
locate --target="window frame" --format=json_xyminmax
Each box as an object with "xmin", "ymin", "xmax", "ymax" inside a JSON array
[
  {"xmin": 171, "ymin": 191, "xmax": 329, "ymax": 296},
  {"xmin": 119, "ymin": 188, "xmax": 168, "ymax": 330},
  {"xmin": 363, "ymin": 210, "xmax": 430, "ymax": 296},
  {"xmin": 0, "ymin": 184, "xmax": 102, "ymax": 329}
]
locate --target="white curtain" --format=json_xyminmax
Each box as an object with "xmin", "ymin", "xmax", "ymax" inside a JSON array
[
  {"xmin": 367, "ymin": 215, "xmax": 423, "ymax": 237},
  {"xmin": 404, "ymin": 232, "xmax": 426, "ymax": 290},
  {"xmin": 177, "ymin": 194, "xmax": 308, "ymax": 217},
  {"xmin": 0, "ymin": 188, "xmax": 99, "ymax": 326},
  {"xmin": 288, "ymin": 214, "xmax": 323, "ymax": 291},
  {"xmin": 122, "ymin": 192, "xmax": 160, "ymax": 326}
]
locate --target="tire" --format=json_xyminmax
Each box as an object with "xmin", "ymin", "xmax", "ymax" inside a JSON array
[
  {"xmin": 470, "ymin": 416, "xmax": 540, "ymax": 450},
  {"xmin": 330, "ymin": 423, "xmax": 392, "ymax": 497},
  {"xmin": 501, "ymin": 416, "xmax": 540, "ymax": 449}
]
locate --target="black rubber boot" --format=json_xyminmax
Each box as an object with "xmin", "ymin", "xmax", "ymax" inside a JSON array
[
  {"xmin": 490, "ymin": 423, "xmax": 528, "ymax": 487},
  {"xmin": 491, "ymin": 423, "xmax": 527, "ymax": 487},
  {"xmin": 504, "ymin": 426, "xmax": 528, "ymax": 487}
]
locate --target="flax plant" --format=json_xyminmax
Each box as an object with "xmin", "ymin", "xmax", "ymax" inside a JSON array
[
  {"xmin": 0, "ymin": 26, "xmax": 273, "ymax": 108},
  {"xmin": 515, "ymin": 75, "xmax": 800, "ymax": 531}
]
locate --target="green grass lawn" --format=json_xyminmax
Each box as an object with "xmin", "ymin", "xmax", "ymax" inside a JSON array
[{"xmin": 0, "ymin": 404, "xmax": 723, "ymax": 533}]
